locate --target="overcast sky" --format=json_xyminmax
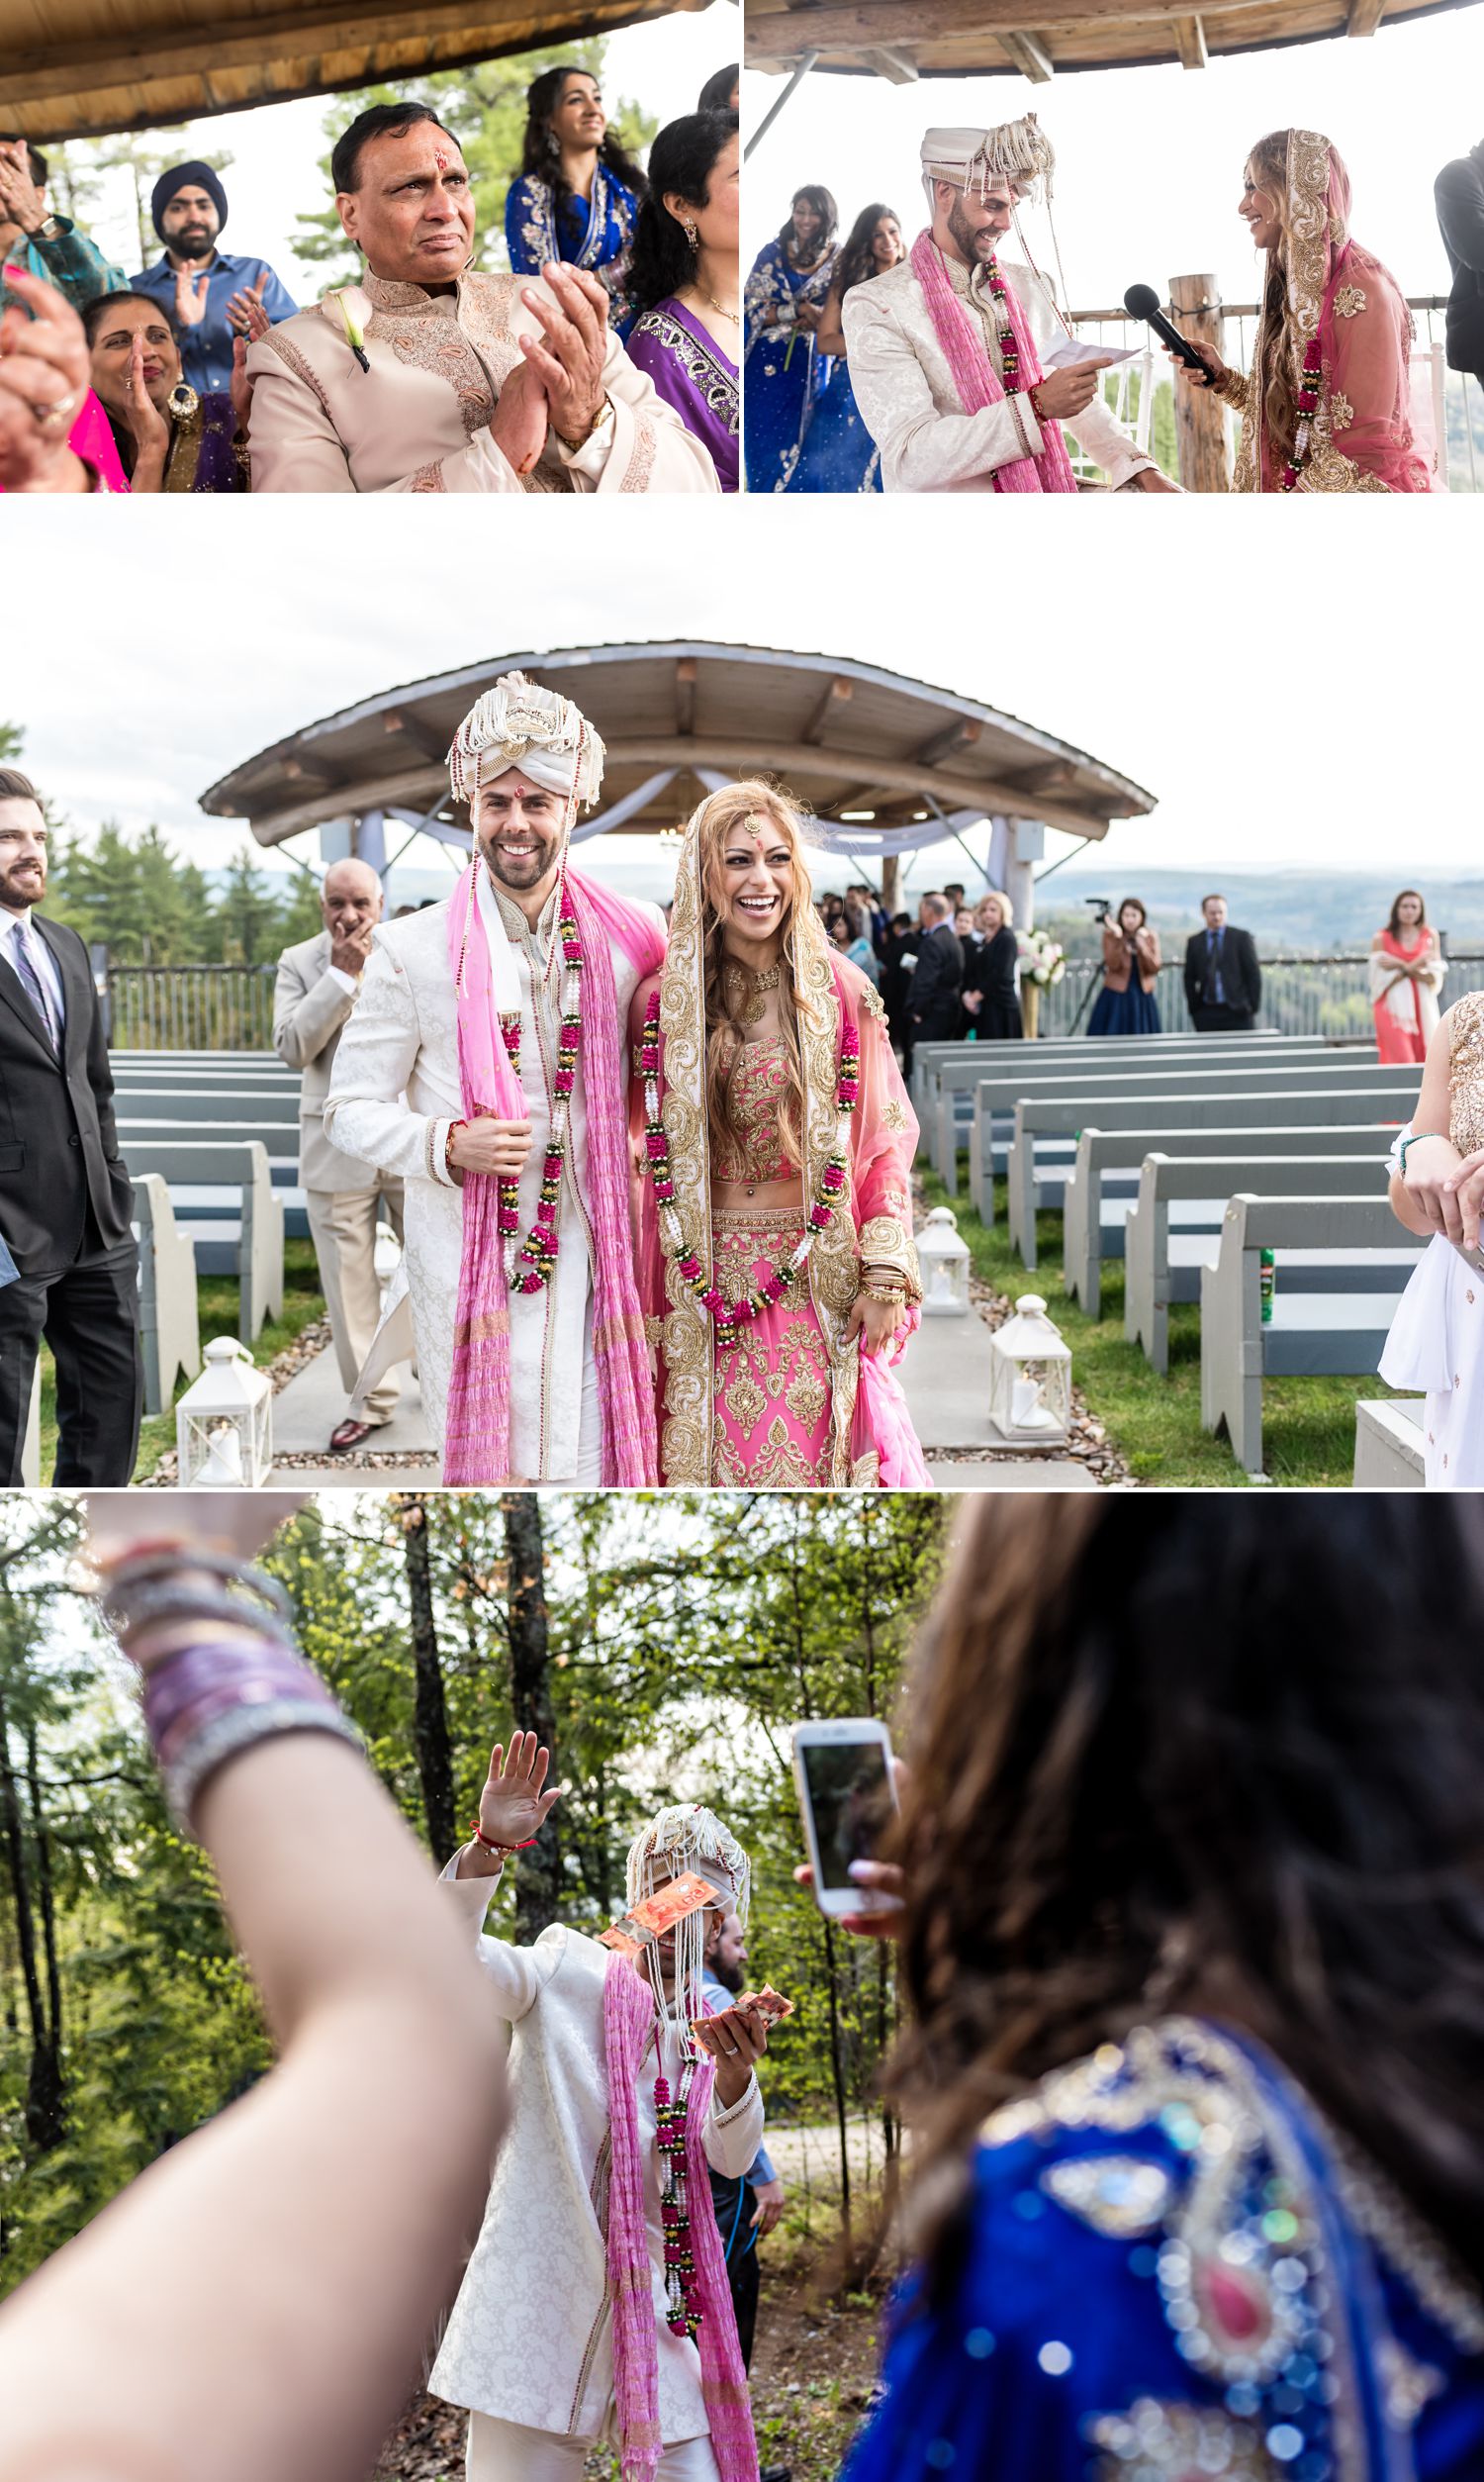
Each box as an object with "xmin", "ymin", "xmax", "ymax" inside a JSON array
[
  {"xmin": 74, "ymin": 2, "xmax": 737, "ymax": 293},
  {"xmin": 744, "ymin": 12, "xmax": 1480, "ymax": 318},
  {"xmin": 4, "ymin": 494, "xmax": 1476, "ymax": 898}
]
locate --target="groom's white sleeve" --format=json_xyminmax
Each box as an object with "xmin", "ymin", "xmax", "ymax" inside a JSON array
[
  {"xmin": 844, "ymin": 285, "xmax": 1045, "ymax": 491},
  {"xmin": 324, "ymin": 944, "xmax": 459, "ymax": 1188}
]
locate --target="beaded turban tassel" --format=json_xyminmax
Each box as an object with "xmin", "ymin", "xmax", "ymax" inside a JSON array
[
  {"xmin": 920, "ymin": 114, "xmax": 1057, "ymax": 206},
  {"xmin": 445, "ymin": 669, "xmax": 606, "ymax": 811}
]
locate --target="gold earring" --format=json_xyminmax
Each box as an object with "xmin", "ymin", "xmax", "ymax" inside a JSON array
[{"xmin": 682, "ymin": 217, "xmax": 699, "ymax": 253}]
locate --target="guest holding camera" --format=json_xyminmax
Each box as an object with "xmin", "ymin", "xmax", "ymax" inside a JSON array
[{"xmin": 1087, "ymin": 897, "xmax": 1160, "ymax": 1037}]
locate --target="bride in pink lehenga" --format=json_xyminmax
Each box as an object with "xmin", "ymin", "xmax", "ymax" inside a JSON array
[{"xmin": 631, "ymin": 783, "xmax": 927, "ymax": 1487}]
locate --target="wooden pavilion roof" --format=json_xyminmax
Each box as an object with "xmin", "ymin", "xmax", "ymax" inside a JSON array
[
  {"xmin": 198, "ymin": 639, "xmax": 1158, "ymax": 850},
  {"xmin": 0, "ymin": 0, "xmax": 704, "ymax": 144},
  {"xmin": 744, "ymin": 0, "xmax": 1477, "ymax": 82}
]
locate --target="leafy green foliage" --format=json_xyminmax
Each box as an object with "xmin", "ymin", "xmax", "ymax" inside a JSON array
[{"xmin": 0, "ymin": 1493, "xmax": 947, "ymax": 2299}]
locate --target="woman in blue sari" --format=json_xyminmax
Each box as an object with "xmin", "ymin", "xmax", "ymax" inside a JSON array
[
  {"xmin": 743, "ymin": 184, "xmax": 838, "ymax": 491},
  {"xmin": 505, "ymin": 65, "xmax": 647, "ymax": 335},
  {"xmin": 833, "ymin": 1498, "xmax": 1484, "ymax": 2482},
  {"xmin": 788, "ymin": 202, "xmax": 903, "ymax": 493}
]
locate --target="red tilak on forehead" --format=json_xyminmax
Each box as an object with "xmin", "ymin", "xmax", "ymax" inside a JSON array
[{"xmin": 434, "ymin": 149, "xmax": 449, "ymax": 171}]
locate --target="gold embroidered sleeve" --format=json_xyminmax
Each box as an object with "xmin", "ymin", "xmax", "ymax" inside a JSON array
[
  {"xmin": 1212, "ymin": 364, "xmax": 1255, "ymax": 416},
  {"xmin": 860, "ymin": 980, "xmax": 886, "ymax": 1021},
  {"xmin": 858, "ymin": 1214, "xmax": 923, "ymax": 1303}
]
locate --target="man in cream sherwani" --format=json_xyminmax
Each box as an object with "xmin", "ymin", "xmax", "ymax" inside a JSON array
[
  {"xmin": 247, "ymin": 100, "xmax": 719, "ymax": 494},
  {"xmin": 273, "ymin": 858, "xmax": 404, "ymax": 1453},
  {"xmin": 845, "ymin": 118, "xmax": 1177, "ymax": 495},
  {"xmin": 324, "ymin": 674, "xmax": 661, "ymax": 1482},
  {"xmin": 432, "ymin": 1732, "xmax": 771, "ymax": 2482}
]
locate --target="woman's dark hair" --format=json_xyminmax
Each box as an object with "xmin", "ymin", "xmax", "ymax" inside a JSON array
[
  {"xmin": 887, "ymin": 1498, "xmax": 1484, "ymax": 2291},
  {"xmin": 778, "ymin": 184, "xmax": 837, "ymax": 259},
  {"xmin": 519, "ymin": 64, "xmax": 648, "ymax": 210},
  {"xmin": 697, "ymin": 64, "xmax": 738, "ymax": 114},
  {"xmin": 626, "ymin": 112, "xmax": 738, "ymax": 322},
  {"xmin": 1387, "ymin": 888, "xmax": 1428, "ymax": 938},
  {"xmin": 1116, "ymin": 896, "xmax": 1148, "ymax": 929},
  {"xmin": 836, "ymin": 201, "xmax": 901, "ymax": 302}
]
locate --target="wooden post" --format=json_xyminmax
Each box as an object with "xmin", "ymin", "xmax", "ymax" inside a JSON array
[
  {"xmin": 1169, "ymin": 272, "xmax": 1232, "ymax": 494},
  {"xmin": 881, "ymin": 853, "xmax": 900, "ymax": 914}
]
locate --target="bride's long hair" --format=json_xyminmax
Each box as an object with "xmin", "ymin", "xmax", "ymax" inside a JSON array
[
  {"xmin": 694, "ymin": 782, "xmax": 819, "ymax": 1174},
  {"xmin": 1248, "ymin": 130, "xmax": 1302, "ymax": 471}
]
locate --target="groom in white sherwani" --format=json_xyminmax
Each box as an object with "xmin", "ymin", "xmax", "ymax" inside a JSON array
[{"xmin": 325, "ymin": 673, "xmax": 664, "ymax": 1483}]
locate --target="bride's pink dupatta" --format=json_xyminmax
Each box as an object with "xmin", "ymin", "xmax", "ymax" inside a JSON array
[{"xmin": 442, "ymin": 860, "xmax": 664, "ymax": 1483}]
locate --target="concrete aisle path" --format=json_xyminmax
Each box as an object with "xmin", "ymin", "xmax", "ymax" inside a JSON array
[
  {"xmin": 903, "ymin": 1311, "xmax": 1097, "ymax": 1490},
  {"xmin": 266, "ymin": 1339, "xmax": 438, "ymax": 1484}
]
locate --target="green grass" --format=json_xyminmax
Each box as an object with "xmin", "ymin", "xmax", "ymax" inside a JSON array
[
  {"xmin": 37, "ymin": 1239, "xmax": 325, "ymax": 1483},
  {"xmin": 922, "ymin": 1166, "xmax": 1390, "ymax": 1489}
]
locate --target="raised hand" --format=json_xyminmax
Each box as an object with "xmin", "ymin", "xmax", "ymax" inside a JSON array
[
  {"xmin": 174, "ymin": 264, "xmax": 211, "ymax": 329},
  {"xmin": 227, "ymin": 271, "xmax": 271, "ymax": 340},
  {"xmin": 519, "ymin": 264, "xmax": 608, "ymax": 445},
  {"xmin": 230, "ymin": 333, "xmax": 255, "ymax": 433},
  {"xmin": 119, "ymin": 330, "xmax": 171, "ymax": 466},
  {"xmin": 0, "ymin": 267, "xmax": 91, "ymax": 491},
  {"xmin": 475, "ymin": 1729, "xmax": 563, "ymax": 1852},
  {"xmin": 489, "ymin": 354, "xmax": 550, "ymax": 479}
]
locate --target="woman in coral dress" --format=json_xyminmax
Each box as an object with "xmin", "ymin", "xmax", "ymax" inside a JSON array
[{"xmin": 1369, "ymin": 889, "xmax": 1445, "ymax": 1066}]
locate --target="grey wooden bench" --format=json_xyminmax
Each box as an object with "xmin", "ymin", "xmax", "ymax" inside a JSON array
[
  {"xmin": 117, "ymin": 1112, "xmax": 307, "ymax": 1243},
  {"xmin": 1001, "ymin": 1066, "xmax": 1418, "ymax": 1262},
  {"xmin": 907, "ymin": 1027, "xmax": 1283, "ymax": 1113},
  {"xmin": 132, "ymin": 1172, "xmax": 202, "ymax": 1413},
  {"xmin": 117, "ymin": 1139, "xmax": 284, "ymax": 1341},
  {"xmin": 1353, "ymin": 1397, "xmax": 1426, "ymax": 1487},
  {"xmin": 1064, "ymin": 1122, "xmax": 1399, "ymax": 1318},
  {"xmin": 1124, "ymin": 1151, "xmax": 1393, "ymax": 1374},
  {"xmin": 1200, "ymin": 1195, "xmax": 1427, "ymax": 1475},
  {"xmin": 927, "ymin": 1038, "xmax": 1372, "ymax": 1191}
]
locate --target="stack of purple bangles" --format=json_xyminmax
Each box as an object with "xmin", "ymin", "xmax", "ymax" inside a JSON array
[{"xmin": 99, "ymin": 1544, "xmax": 361, "ymax": 1832}]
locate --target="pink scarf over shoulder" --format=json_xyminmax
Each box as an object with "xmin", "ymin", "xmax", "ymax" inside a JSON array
[
  {"xmin": 910, "ymin": 229, "xmax": 1077, "ymax": 494},
  {"xmin": 442, "ymin": 861, "xmax": 664, "ymax": 1483},
  {"xmin": 603, "ymin": 1957, "xmax": 758, "ymax": 2482}
]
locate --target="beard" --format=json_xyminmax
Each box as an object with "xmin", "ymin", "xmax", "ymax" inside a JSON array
[
  {"xmin": 0, "ymin": 862, "xmax": 45, "ymax": 908},
  {"xmin": 708, "ymin": 1951, "xmax": 744, "ymax": 1994},
  {"xmin": 479, "ymin": 827, "xmax": 560, "ymax": 894},
  {"xmin": 948, "ymin": 196, "xmax": 998, "ymax": 263},
  {"xmin": 171, "ymin": 227, "xmax": 216, "ymax": 260}
]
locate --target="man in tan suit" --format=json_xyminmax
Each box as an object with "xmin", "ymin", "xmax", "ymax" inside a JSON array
[{"xmin": 274, "ymin": 859, "xmax": 404, "ymax": 1451}]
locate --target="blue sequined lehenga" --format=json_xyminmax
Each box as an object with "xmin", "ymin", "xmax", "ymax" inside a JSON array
[
  {"xmin": 743, "ymin": 238, "xmax": 838, "ymax": 492},
  {"xmin": 787, "ymin": 350, "xmax": 881, "ymax": 494},
  {"xmin": 505, "ymin": 166, "xmax": 641, "ymax": 334},
  {"xmin": 843, "ymin": 2017, "xmax": 1484, "ymax": 2482}
]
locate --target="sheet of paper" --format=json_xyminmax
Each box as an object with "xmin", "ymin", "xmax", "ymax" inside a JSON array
[{"xmin": 1037, "ymin": 336, "xmax": 1140, "ymax": 372}]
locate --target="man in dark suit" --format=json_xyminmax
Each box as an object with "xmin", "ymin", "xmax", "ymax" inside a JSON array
[
  {"xmin": 1183, "ymin": 892, "xmax": 1261, "ymax": 1033},
  {"xmin": 0, "ymin": 770, "xmax": 141, "ymax": 1482},
  {"xmin": 1437, "ymin": 140, "xmax": 1484, "ymax": 395},
  {"xmin": 908, "ymin": 891, "xmax": 965, "ymax": 1053}
]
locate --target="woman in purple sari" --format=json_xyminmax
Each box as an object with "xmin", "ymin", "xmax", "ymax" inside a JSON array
[{"xmin": 625, "ymin": 111, "xmax": 739, "ymax": 493}]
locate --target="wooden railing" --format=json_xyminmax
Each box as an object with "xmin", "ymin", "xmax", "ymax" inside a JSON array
[{"xmin": 1035, "ymin": 948, "xmax": 1484, "ymax": 1040}]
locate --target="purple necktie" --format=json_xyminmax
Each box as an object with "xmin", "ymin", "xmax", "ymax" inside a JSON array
[{"xmin": 12, "ymin": 921, "xmax": 59, "ymax": 1055}]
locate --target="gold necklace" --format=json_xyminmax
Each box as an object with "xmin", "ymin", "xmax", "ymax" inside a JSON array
[
  {"xmin": 723, "ymin": 959, "xmax": 781, "ymax": 1026},
  {"xmin": 694, "ymin": 283, "xmax": 740, "ymax": 323}
]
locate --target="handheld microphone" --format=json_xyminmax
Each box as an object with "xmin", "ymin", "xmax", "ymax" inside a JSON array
[{"xmin": 1123, "ymin": 283, "xmax": 1210, "ymax": 374}]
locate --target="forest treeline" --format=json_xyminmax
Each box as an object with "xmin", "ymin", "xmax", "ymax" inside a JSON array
[{"xmin": 0, "ymin": 1491, "xmax": 947, "ymax": 2296}]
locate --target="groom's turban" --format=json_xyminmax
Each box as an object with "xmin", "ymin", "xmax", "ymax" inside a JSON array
[
  {"xmin": 447, "ymin": 671, "xmax": 606, "ymax": 808},
  {"xmin": 921, "ymin": 115, "xmax": 1056, "ymax": 203}
]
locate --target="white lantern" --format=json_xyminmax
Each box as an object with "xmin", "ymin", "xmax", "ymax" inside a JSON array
[
  {"xmin": 175, "ymin": 1336, "xmax": 273, "ymax": 1489},
  {"xmin": 987, "ymin": 1293, "xmax": 1072, "ymax": 1446},
  {"xmin": 917, "ymin": 1205, "xmax": 972, "ymax": 1316}
]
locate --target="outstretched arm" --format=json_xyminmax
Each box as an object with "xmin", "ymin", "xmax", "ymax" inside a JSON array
[{"xmin": 0, "ymin": 1497, "xmax": 506, "ymax": 2482}]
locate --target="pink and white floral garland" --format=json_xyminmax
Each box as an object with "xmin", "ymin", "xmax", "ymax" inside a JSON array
[
  {"xmin": 639, "ymin": 988, "xmax": 860, "ymax": 1348},
  {"xmin": 495, "ymin": 887, "xmax": 585, "ymax": 1294}
]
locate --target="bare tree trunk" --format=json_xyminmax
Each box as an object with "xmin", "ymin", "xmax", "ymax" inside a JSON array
[
  {"xmin": 400, "ymin": 1497, "xmax": 457, "ymax": 1861},
  {"xmin": 820, "ymin": 1914, "xmax": 853, "ymax": 2254},
  {"xmin": 25, "ymin": 1723, "xmax": 62, "ymax": 2087},
  {"xmin": 502, "ymin": 1493, "xmax": 560, "ymax": 1940},
  {"xmin": 0, "ymin": 1682, "xmax": 63, "ymax": 2151}
]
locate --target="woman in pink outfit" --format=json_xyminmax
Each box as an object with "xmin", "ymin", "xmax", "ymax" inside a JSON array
[
  {"xmin": 630, "ymin": 782, "xmax": 926, "ymax": 1488},
  {"xmin": 1369, "ymin": 888, "xmax": 1446, "ymax": 1065}
]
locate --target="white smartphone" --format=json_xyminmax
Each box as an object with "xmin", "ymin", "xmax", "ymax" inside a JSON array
[{"xmin": 792, "ymin": 1718, "xmax": 901, "ymax": 1918}]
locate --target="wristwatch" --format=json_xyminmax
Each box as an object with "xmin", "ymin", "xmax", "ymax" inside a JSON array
[
  {"xmin": 557, "ymin": 397, "xmax": 614, "ymax": 455},
  {"xmin": 32, "ymin": 215, "xmax": 65, "ymax": 242}
]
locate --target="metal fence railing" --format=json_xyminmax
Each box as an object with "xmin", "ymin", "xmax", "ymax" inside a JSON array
[
  {"xmin": 1033, "ymin": 950, "xmax": 1484, "ymax": 1041},
  {"xmin": 106, "ymin": 964, "xmax": 278, "ymax": 1051}
]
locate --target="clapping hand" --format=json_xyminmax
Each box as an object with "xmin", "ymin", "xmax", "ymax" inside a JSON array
[
  {"xmin": 519, "ymin": 264, "xmax": 609, "ymax": 445},
  {"xmin": 119, "ymin": 331, "xmax": 171, "ymax": 462},
  {"xmin": 0, "ymin": 268, "xmax": 90, "ymax": 491},
  {"xmin": 174, "ymin": 264, "xmax": 212, "ymax": 329},
  {"xmin": 489, "ymin": 355, "xmax": 550, "ymax": 478},
  {"xmin": 227, "ymin": 271, "xmax": 271, "ymax": 340}
]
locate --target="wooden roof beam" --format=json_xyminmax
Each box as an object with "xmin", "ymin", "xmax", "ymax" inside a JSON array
[
  {"xmin": 999, "ymin": 29, "xmax": 1056, "ymax": 75},
  {"xmin": 913, "ymin": 716, "xmax": 981, "ymax": 767},
  {"xmin": 742, "ymin": 0, "xmax": 1260, "ymax": 49},
  {"xmin": 861, "ymin": 45, "xmax": 920, "ymax": 77},
  {"xmin": 1346, "ymin": 0, "xmax": 1386, "ymax": 32},
  {"xmin": 380, "ymin": 709, "xmax": 453, "ymax": 765},
  {"xmin": 675, "ymin": 656, "xmax": 696, "ymax": 737},
  {"xmin": 1174, "ymin": 12, "xmax": 1209, "ymax": 62},
  {"xmin": 802, "ymin": 676, "xmax": 854, "ymax": 745},
  {"xmin": 602, "ymin": 736, "xmax": 1132, "ymax": 837}
]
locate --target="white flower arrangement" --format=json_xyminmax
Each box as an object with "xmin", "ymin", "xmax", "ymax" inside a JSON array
[{"xmin": 1017, "ymin": 929, "xmax": 1066, "ymax": 990}]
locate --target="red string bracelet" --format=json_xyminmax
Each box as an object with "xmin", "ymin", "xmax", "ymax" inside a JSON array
[{"xmin": 469, "ymin": 1816, "xmax": 538, "ymax": 1856}]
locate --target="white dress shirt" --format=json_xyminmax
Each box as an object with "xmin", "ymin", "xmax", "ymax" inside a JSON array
[{"xmin": 1, "ymin": 908, "xmax": 66, "ymax": 1041}]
